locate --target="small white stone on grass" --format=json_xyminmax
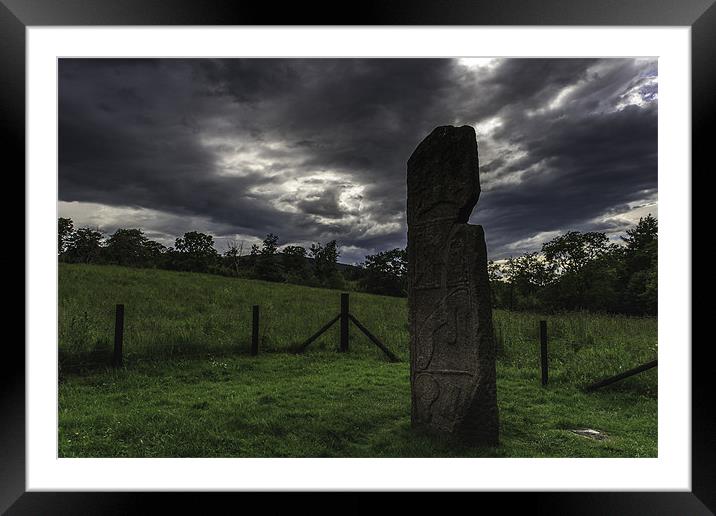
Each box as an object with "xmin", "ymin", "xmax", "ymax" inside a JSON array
[{"xmin": 571, "ymin": 428, "xmax": 608, "ymax": 440}]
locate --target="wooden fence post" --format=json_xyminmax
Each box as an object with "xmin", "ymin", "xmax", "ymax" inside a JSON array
[
  {"xmin": 251, "ymin": 305, "xmax": 259, "ymax": 356},
  {"xmin": 540, "ymin": 320, "xmax": 548, "ymax": 386},
  {"xmin": 113, "ymin": 304, "xmax": 124, "ymax": 368},
  {"xmin": 340, "ymin": 293, "xmax": 349, "ymax": 352}
]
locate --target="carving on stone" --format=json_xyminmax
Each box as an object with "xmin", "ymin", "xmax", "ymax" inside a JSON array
[{"xmin": 407, "ymin": 125, "xmax": 499, "ymax": 445}]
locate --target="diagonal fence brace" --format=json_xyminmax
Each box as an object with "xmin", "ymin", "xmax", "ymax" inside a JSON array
[
  {"xmin": 296, "ymin": 314, "xmax": 340, "ymax": 353},
  {"xmin": 585, "ymin": 359, "xmax": 658, "ymax": 392},
  {"xmin": 348, "ymin": 313, "xmax": 400, "ymax": 363}
]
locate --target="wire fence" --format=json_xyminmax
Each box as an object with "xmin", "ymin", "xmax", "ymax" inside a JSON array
[{"xmin": 59, "ymin": 291, "xmax": 657, "ymax": 396}]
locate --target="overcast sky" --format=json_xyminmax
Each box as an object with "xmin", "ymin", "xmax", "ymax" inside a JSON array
[{"xmin": 58, "ymin": 58, "xmax": 657, "ymax": 264}]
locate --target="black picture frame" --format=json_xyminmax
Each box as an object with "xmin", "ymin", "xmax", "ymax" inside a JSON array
[{"xmin": 4, "ymin": 1, "xmax": 709, "ymax": 513}]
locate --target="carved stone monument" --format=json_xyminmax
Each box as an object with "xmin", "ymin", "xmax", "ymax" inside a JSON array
[{"xmin": 407, "ymin": 125, "xmax": 499, "ymax": 445}]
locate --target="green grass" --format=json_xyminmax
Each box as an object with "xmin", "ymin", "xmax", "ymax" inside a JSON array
[
  {"xmin": 58, "ymin": 263, "xmax": 657, "ymax": 457},
  {"xmin": 59, "ymin": 263, "xmax": 410, "ymax": 364},
  {"xmin": 59, "ymin": 354, "xmax": 656, "ymax": 458}
]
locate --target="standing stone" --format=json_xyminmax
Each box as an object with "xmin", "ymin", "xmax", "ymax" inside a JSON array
[{"xmin": 407, "ymin": 125, "xmax": 499, "ymax": 445}]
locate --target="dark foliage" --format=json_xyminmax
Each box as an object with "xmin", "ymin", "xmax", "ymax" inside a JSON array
[
  {"xmin": 358, "ymin": 248, "xmax": 407, "ymax": 297},
  {"xmin": 254, "ymin": 233, "xmax": 285, "ymax": 282},
  {"xmin": 168, "ymin": 231, "xmax": 220, "ymax": 273},
  {"xmin": 281, "ymin": 245, "xmax": 311, "ymax": 283},
  {"xmin": 58, "ymin": 217, "xmax": 74, "ymax": 256},
  {"xmin": 309, "ymin": 240, "xmax": 345, "ymax": 289},
  {"xmin": 62, "ymin": 226, "xmax": 104, "ymax": 264},
  {"xmin": 490, "ymin": 215, "xmax": 658, "ymax": 315},
  {"xmin": 104, "ymin": 228, "xmax": 166, "ymax": 267}
]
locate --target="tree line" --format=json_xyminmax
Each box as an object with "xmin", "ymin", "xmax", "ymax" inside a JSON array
[
  {"xmin": 58, "ymin": 214, "xmax": 656, "ymax": 315},
  {"xmin": 488, "ymin": 215, "xmax": 657, "ymax": 315},
  {"xmin": 58, "ymin": 217, "xmax": 398, "ymax": 293}
]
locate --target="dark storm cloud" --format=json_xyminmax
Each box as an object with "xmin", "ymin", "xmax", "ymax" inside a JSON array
[
  {"xmin": 59, "ymin": 57, "xmax": 657, "ymax": 262},
  {"xmin": 474, "ymin": 103, "xmax": 657, "ymax": 254},
  {"xmin": 461, "ymin": 59, "xmax": 657, "ymax": 257}
]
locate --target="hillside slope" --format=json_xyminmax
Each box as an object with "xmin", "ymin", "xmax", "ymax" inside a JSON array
[{"xmin": 59, "ymin": 263, "xmax": 657, "ymax": 393}]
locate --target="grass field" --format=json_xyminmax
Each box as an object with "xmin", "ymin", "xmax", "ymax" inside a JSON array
[{"xmin": 58, "ymin": 263, "xmax": 658, "ymax": 457}]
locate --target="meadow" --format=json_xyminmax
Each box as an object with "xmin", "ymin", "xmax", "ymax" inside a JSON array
[{"xmin": 58, "ymin": 263, "xmax": 658, "ymax": 457}]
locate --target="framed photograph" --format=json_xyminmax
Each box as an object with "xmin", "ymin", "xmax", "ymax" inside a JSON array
[{"xmin": 6, "ymin": 0, "xmax": 710, "ymax": 513}]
